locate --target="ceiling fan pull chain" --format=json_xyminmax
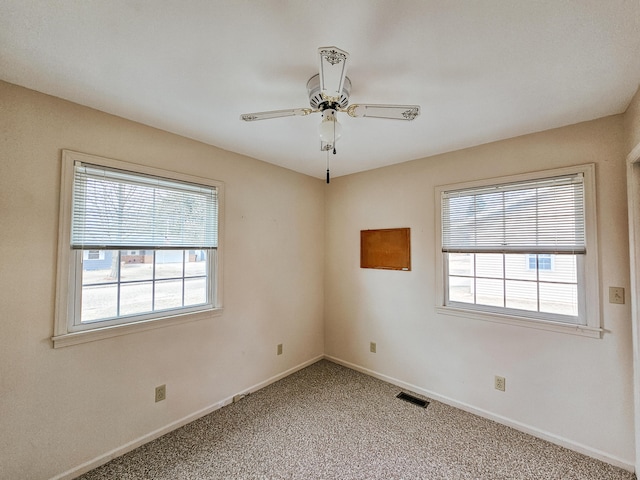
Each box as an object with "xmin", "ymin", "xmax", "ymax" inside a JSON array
[
  {"xmin": 332, "ymin": 118, "xmax": 337, "ymax": 155},
  {"xmin": 326, "ymin": 150, "xmax": 330, "ymax": 184}
]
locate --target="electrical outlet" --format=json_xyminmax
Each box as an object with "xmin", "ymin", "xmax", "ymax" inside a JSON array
[
  {"xmin": 277, "ymin": 343, "xmax": 283, "ymax": 355},
  {"xmin": 494, "ymin": 376, "xmax": 506, "ymax": 392},
  {"xmin": 370, "ymin": 342, "xmax": 376, "ymax": 353},
  {"xmin": 609, "ymin": 287, "xmax": 625, "ymax": 304},
  {"xmin": 155, "ymin": 384, "xmax": 166, "ymax": 402}
]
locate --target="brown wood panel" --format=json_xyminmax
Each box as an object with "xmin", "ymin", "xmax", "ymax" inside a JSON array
[{"xmin": 360, "ymin": 228, "xmax": 411, "ymax": 270}]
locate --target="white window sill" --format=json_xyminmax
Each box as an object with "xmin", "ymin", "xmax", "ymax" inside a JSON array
[
  {"xmin": 435, "ymin": 306, "xmax": 602, "ymax": 338},
  {"xmin": 52, "ymin": 308, "xmax": 224, "ymax": 348}
]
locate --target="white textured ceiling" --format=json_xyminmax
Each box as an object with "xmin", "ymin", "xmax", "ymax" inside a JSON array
[{"xmin": 1, "ymin": 1, "xmax": 639, "ymax": 178}]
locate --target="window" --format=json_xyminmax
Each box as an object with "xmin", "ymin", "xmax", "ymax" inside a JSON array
[
  {"xmin": 83, "ymin": 249, "xmax": 104, "ymax": 261},
  {"xmin": 527, "ymin": 254, "xmax": 552, "ymax": 271},
  {"xmin": 54, "ymin": 150, "xmax": 224, "ymax": 347},
  {"xmin": 435, "ymin": 164, "xmax": 600, "ymax": 337}
]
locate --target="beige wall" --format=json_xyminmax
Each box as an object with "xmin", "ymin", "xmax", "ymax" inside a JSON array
[
  {"xmin": 324, "ymin": 115, "xmax": 634, "ymax": 467},
  {"xmin": 0, "ymin": 81, "xmax": 325, "ymax": 479}
]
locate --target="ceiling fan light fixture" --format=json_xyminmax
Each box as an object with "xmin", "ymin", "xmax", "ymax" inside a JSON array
[{"xmin": 318, "ymin": 110, "xmax": 342, "ymax": 143}]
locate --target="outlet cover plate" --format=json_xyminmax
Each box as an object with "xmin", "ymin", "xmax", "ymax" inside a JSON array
[
  {"xmin": 609, "ymin": 287, "xmax": 625, "ymax": 304},
  {"xmin": 155, "ymin": 384, "xmax": 166, "ymax": 402}
]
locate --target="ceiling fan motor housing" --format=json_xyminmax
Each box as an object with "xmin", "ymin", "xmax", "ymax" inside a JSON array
[{"xmin": 307, "ymin": 74, "xmax": 351, "ymax": 111}]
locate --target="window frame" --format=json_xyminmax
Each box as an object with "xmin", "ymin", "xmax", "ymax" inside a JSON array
[
  {"xmin": 435, "ymin": 164, "xmax": 601, "ymax": 338},
  {"xmin": 53, "ymin": 150, "xmax": 224, "ymax": 348}
]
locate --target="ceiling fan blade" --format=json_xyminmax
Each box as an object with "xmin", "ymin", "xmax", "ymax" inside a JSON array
[
  {"xmin": 346, "ymin": 104, "xmax": 420, "ymax": 120},
  {"xmin": 318, "ymin": 46, "xmax": 349, "ymax": 103},
  {"xmin": 240, "ymin": 108, "xmax": 313, "ymax": 122}
]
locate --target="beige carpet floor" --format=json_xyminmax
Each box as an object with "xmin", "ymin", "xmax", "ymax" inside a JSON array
[{"xmin": 76, "ymin": 360, "xmax": 635, "ymax": 479}]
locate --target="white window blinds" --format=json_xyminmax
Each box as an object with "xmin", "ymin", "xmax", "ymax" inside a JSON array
[
  {"xmin": 71, "ymin": 162, "xmax": 218, "ymax": 249},
  {"xmin": 441, "ymin": 173, "xmax": 585, "ymax": 254}
]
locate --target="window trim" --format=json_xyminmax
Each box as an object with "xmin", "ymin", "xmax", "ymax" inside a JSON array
[
  {"xmin": 435, "ymin": 164, "xmax": 601, "ymax": 338},
  {"xmin": 53, "ymin": 150, "xmax": 224, "ymax": 348}
]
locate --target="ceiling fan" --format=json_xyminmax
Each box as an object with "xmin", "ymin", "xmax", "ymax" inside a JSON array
[{"xmin": 240, "ymin": 46, "xmax": 420, "ymax": 180}]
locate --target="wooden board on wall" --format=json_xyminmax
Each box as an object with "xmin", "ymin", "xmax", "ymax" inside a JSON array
[{"xmin": 360, "ymin": 228, "xmax": 411, "ymax": 271}]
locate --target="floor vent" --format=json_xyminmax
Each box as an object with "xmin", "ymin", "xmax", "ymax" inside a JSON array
[{"xmin": 396, "ymin": 392, "xmax": 429, "ymax": 408}]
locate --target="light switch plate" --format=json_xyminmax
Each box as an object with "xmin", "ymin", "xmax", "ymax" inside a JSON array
[{"xmin": 609, "ymin": 287, "xmax": 625, "ymax": 304}]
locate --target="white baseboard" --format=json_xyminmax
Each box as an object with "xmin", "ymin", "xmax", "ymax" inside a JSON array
[
  {"xmin": 51, "ymin": 355, "xmax": 324, "ymax": 480},
  {"xmin": 324, "ymin": 355, "xmax": 634, "ymax": 473}
]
